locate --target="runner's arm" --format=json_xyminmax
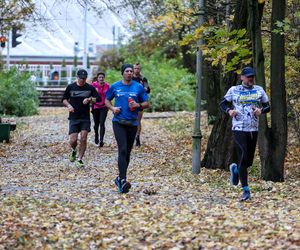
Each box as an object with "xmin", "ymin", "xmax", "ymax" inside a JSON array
[
  {"xmin": 261, "ymin": 102, "xmax": 270, "ymax": 114},
  {"xmin": 220, "ymin": 98, "xmax": 232, "ymax": 113},
  {"xmin": 62, "ymin": 99, "xmax": 74, "ymax": 112}
]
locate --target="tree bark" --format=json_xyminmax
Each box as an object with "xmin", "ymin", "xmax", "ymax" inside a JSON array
[
  {"xmin": 202, "ymin": 0, "xmax": 248, "ymax": 169},
  {"xmin": 246, "ymin": 1, "xmax": 272, "ymax": 179},
  {"xmin": 202, "ymin": 0, "xmax": 225, "ymax": 125},
  {"xmin": 204, "ymin": 62, "xmax": 221, "ymax": 125},
  {"xmin": 260, "ymin": 0, "xmax": 286, "ymax": 181}
]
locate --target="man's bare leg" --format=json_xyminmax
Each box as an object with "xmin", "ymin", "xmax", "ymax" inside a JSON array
[{"xmin": 78, "ymin": 130, "xmax": 88, "ymax": 160}]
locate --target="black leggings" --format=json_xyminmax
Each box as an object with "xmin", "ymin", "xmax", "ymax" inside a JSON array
[
  {"xmin": 113, "ymin": 122, "xmax": 137, "ymax": 179},
  {"xmin": 233, "ymin": 131, "xmax": 258, "ymax": 187},
  {"xmin": 92, "ymin": 107, "xmax": 108, "ymax": 141}
]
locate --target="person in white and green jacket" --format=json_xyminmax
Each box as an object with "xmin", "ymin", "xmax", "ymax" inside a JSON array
[{"xmin": 220, "ymin": 66, "xmax": 270, "ymax": 201}]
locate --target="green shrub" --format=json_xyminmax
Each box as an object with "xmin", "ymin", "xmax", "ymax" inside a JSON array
[
  {"xmin": 98, "ymin": 48, "xmax": 124, "ymax": 71},
  {"xmin": 103, "ymin": 53, "xmax": 195, "ymax": 112},
  {"xmin": 0, "ymin": 68, "xmax": 39, "ymax": 116}
]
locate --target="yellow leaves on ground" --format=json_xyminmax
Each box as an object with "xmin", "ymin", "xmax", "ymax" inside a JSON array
[{"xmin": 0, "ymin": 108, "xmax": 299, "ymax": 249}]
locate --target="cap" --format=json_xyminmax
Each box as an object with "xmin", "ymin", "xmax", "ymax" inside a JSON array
[
  {"xmin": 77, "ymin": 69, "xmax": 88, "ymax": 79},
  {"xmin": 241, "ymin": 67, "xmax": 255, "ymax": 77}
]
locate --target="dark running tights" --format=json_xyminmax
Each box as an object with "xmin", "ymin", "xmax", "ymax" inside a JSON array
[
  {"xmin": 113, "ymin": 122, "xmax": 137, "ymax": 179},
  {"xmin": 233, "ymin": 131, "xmax": 258, "ymax": 187},
  {"xmin": 92, "ymin": 107, "xmax": 108, "ymax": 142}
]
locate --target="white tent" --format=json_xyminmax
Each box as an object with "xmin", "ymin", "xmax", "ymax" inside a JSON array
[{"xmin": 3, "ymin": 0, "xmax": 129, "ymax": 57}]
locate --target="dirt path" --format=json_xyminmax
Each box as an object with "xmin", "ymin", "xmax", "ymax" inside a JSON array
[{"xmin": 0, "ymin": 108, "xmax": 299, "ymax": 249}]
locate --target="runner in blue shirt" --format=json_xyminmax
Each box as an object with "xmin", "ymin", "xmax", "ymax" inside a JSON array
[
  {"xmin": 105, "ymin": 64, "xmax": 149, "ymax": 193},
  {"xmin": 220, "ymin": 67, "xmax": 270, "ymax": 201}
]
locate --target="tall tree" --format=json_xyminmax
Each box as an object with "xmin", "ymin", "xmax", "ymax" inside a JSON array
[
  {"xmin": 259, "ymin": 0, "xmax": 286, "ymax": 181},
  {"xmin": 203, "ymin": 0, "xmax": 228, "ymax": 124},
  {"xmin": 201, "ymin": 0, "xmax": 249, "ymax": 169},
  {"xmin": 0, "ymin": 0, "xmax": 35, "ymax": 33}
]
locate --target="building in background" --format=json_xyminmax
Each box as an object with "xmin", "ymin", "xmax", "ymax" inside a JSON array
[{"xmin": 1, "ymin": 0, "xmax": 128, "ymax": 85}]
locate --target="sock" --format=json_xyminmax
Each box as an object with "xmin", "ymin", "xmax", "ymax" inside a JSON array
[{"xmin": 242, "ymin": 186, "xmax": 250, "ymax": 192}]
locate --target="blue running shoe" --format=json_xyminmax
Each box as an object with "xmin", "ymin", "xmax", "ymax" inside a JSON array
[
  {"xmin": 229, "ymin": 163, "xmax": 239, "ymax": 186},
  {"xmin": 121, "ymin": 179, "xmax": 131, "ymax": 193},
  {"xmin": 115, "ymin": 177, "xmax": 131, "ymax": 193},
  {"xmin": 240, "ymin": 190, "xmax": 251, "ymax": 201}
]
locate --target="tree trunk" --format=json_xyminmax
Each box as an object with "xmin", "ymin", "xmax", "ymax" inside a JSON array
[
  {"xmin": 204, "ymin": 62, "xmax": 221, "ymax": 125},
  {"xmin": 246, "ymin": 1, "xmax": 272, "ymax": 178},
  {"xmin": 202, "ymin": 0, "xmax": 248, "ymax": 169},
  {"xmin": 260, "ymin": 0, "xmax": 286, "ymax": 181},
  {"xmin": 203, "ymin": 0, "xmax": 225, "ymax": 125},
  {"xmin": 201, "ymin": 85, "xmax": 236, "ymax": 169},
  {"xmin": 178, "ymin": 26, "xmax": 196, "ymax": 73},
  {"xmin": 248, "ymin": 0, "xmax": 266, "ymax": 87}
]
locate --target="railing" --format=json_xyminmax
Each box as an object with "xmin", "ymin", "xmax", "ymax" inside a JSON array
[
  {"xmin": 4, "ymin": 64, "xmax": 99, "ymax": 87},
  {"xmin": 31, "ymin": 76, "xmax": 75, "ymax": 87}
]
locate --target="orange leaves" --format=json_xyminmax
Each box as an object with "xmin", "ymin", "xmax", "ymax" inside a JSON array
[{"xmin": 0, "ymin": 108, "xmax": 299, "ymax": 248}]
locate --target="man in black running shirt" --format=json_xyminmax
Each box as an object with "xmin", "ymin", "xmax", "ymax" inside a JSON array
[{"xmin": 62, "ymin": 69, "xmax": 100, "ymax": 167}]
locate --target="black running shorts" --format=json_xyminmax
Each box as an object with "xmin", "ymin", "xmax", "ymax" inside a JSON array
[{"xmin": 69, "ymin": 119, "xmax": 91, "ymax": 134}]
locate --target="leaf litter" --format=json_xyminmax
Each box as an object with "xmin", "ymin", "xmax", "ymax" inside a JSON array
[{"xmin": 0, "ymin": 107, "xmax": 299, "ymax": 249}]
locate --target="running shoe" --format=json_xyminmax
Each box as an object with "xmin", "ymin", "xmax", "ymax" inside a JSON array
[
  {"xmin": 240, "ymin": 190, "xmax": 251, "ymax": 201},
  {"xmin": 69, "ymin": 150, "xmax": 77, "ymax": 162},
  {"xmin": 76, "ymin": 159, "xmax": 85, "ymax": 168},
  {"xmin": 99, "ymin": 141, "xmax": 104, "ymax": 147},
  {"xmin": 115, "ymin": 177, "xmax": 131, "ymax": 193}
]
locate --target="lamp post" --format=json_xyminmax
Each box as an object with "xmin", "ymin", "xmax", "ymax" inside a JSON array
[
  {"xmin": 6, "ymin": 32, "xmax": 10, "ymax": 70},
  {"xmin": 83, "ymin": 0, "xmax": 88, "ymax": 69},
  {"xmin": 192, "ymin": 0, "xmax": 205, "ymax": 174}
]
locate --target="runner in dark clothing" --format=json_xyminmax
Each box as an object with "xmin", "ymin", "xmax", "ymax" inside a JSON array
[
  {"xmin": 220, "ymin": 67, "xmax": 270, "ymax": 201},
  {"xmin": 105, "ymin": 64, "xmax": 149, "ymax": 193},
  {"xmin": 132, "ymin": 63, "xmax": 150, "ymax": 147},
  {"xmin": 62, "ymin": 69, "xmax": 100, "ymax": 167}
]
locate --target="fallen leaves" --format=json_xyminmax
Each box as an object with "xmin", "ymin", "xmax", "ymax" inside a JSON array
[{"xmin": 0, "ymin": 108, "xmax": 299, "ymax": 249}]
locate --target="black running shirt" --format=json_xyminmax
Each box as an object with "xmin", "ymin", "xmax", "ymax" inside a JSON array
[
  {"xmin": 62, "ymin": 82, "xmax": 100, "ymax": 120},
  {"xmin": 132, "ymin": 76, "xmax": 150, "ymax": 94}
]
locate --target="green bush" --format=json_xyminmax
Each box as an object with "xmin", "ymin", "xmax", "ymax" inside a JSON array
[
  {"xmin": 104, "ymin": 53, "xmax": 195, "ymax": 112},
  {"xmin": 98, "ymin": 48, "xmax": 124, "ymax": 71},
  {"xmin": 0, "ymin": 68, "xmax": 39, "ymax": 116}
]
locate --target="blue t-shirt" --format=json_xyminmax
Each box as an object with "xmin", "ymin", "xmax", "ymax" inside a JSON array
[{"xmin": 105, "ymin": 80, "xmax": 149, "ymax": 126}]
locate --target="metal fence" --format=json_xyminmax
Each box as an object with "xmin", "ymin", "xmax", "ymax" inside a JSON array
[{"xmin": 4, "ymin": 64, "xmax": 99, "ymax": 86}]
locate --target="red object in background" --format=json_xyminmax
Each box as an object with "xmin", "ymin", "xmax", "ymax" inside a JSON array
[
  {"xmin": 128, "ymin": 97, "xmax": 135, "ymax": 111},
  {"xmin": 0, "ymin": 36, "xmax": 6, "ymax": 48}
]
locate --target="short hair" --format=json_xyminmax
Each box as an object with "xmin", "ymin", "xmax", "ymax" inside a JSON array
[
  {"xmin": 97, "ymin": 72, "xmax": 105, "ymax": 78},
  {"xmin": 134, "ymin": 63, "xmax": 141, "ymax": 67}
]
